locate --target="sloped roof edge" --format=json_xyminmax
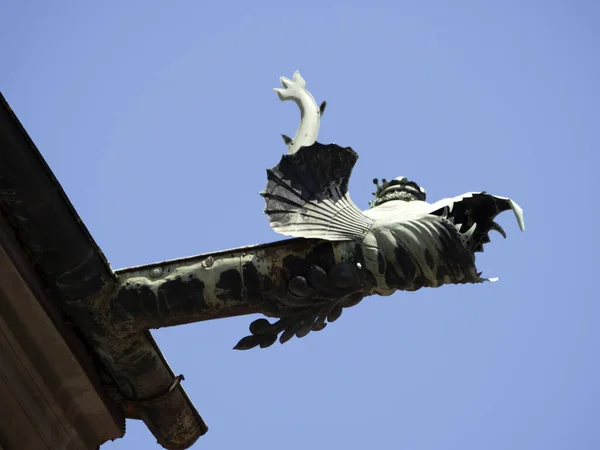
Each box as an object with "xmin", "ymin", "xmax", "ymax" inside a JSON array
[{"xmin": 0, "ymin": 92, "xmax": 207, "ymax": 449}]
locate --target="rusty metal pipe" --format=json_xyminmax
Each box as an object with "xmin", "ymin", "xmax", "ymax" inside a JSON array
[{"xmin": 109, "ymin": 238, "xmax": 360, "ymax": 335}]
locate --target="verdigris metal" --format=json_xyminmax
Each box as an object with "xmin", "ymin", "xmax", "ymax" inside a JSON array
[
  {"xmin": 111, "ymin": 70, "xmax": 524, "ymax": 353},
  {"xmin": 0, "ymin": 72, "xmax": 525, "ymax": 449},
  {"xmin": 112, "ymin": 238, "xmax": 363, "ymax": 333},
  {"xmin": 241, "ymin": 70, "xmax": 525, "ymax": 349}
]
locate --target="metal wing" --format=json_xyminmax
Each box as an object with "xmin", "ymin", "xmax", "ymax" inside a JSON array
[
  {"xmin": 427, "ymin": 192, "xmax": 525, "ymax": 253},
  {"xmin": 261, "ymin": 142, "xmax": 374, "ymax": 241}
]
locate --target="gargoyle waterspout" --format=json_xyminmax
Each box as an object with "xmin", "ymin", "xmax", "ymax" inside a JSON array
[
  {"xmin": 235, "ymin": 71, "xmax": 525, "ymax": 349},
  {"xmin": 111, "ymin": 71, "xmax": 524, "ymax": 353}
]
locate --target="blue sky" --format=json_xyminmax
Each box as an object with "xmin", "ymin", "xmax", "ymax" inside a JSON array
[{"xmin": 2, "ymin": 1, "xmax": 598, "ymax": 449}]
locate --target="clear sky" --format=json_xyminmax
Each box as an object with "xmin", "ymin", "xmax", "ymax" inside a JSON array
[{"xmin": 2, "ymin": 1, "xmax": 599, "ymax": 449}]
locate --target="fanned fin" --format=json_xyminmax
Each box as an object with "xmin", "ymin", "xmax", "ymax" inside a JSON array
[{"xmin": 261, "ymin": 142, "xmax": 374, "ymax": 241}]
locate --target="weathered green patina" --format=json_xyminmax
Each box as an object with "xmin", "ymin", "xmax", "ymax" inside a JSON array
[
  {"xmin": 0, "ymin": 71, "xmax": 525, "ymax": 449},
  {"xmin": 108, "ymin": 71, "xmax": 524, "ymax": 352}
]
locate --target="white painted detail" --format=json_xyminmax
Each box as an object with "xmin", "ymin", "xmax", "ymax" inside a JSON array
[{"xmin": 274, "ymin": 71, "xmax": 322, "ymax": 154}]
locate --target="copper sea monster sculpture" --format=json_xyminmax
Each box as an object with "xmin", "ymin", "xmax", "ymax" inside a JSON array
[
  {"xmin": 113, "ymin": 71, "xmax": 524, "ymax": 351},
  {"xmin": 231, "ymin": 71, "xmax": 525, "ymax": 349}
]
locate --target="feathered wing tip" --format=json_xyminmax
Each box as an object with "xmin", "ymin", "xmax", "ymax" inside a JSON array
[
  {"xmin": 260, "ymin": 142, "xmax": 374, "ymax": 241},
  {"xmin": 427, "ymin": 192, "xmax": 525, "ymax": 254}
]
